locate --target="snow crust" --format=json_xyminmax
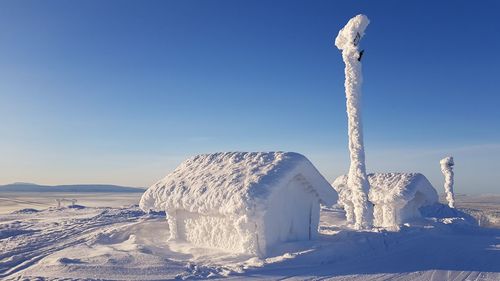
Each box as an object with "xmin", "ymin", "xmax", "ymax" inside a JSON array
[
  {"xmin": 140, "ymin": 152, "xmax": 337, "ymax": 256},
  {"xmin": 3, "ymin": 201, "xmax": 498, "ymax": 280},
  {"xmin": 335, "ymin": 14, "xmax": 372, "ymax": 229},
  {"xmin": 440, "ymin": 156, "xmax": 455, "ymax": 208},
  {"xmin": 333, "ymin": 173, "xmax": 439, "ymax": 228}
]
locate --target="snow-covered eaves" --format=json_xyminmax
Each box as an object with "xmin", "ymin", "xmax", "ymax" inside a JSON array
[{"xmin": 140, "ymin": 152, "xmax": 338, "ymax": 216}]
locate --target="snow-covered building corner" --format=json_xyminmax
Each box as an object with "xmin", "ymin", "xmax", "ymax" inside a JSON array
[
  {"xmin": 139, "ymin": 152, "xmax": 338, "ymax": 257},
  {"xmin": 440, "ymin": 156, "xmax": 455, "ymax": 208},
  {"xmin": 335, "ymin": 14, "xmax": 373, "ymax": 229},
  {"xmin": 333, "ymin": 173, "xmax": 439, "ymax": 229}
]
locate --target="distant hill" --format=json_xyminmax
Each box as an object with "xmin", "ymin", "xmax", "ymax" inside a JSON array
[{"xmin": 0, "ymin": 183, "xmax": 145, "ymax": 193}]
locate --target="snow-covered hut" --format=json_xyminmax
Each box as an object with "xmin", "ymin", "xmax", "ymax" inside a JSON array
[
  {"xmin": 332, "ymin": 173, "xmax": 438, "ymax": 228},
  {"xmin": 140, "ymin": 152, "xmax": 338, "ymax": 257}
]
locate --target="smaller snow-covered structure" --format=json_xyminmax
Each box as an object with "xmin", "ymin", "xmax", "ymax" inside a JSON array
[
  {"xmin": 333, "ymin": 173, "xmax": 438, "ymax": 228},
  {"xmin": 140, "ymin": 152, "xmax": 338, "ymax": 257}
]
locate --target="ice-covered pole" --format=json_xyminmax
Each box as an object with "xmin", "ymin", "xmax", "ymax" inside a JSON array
[
  {"xmin": 440, "ymin": 156, "xmax": 455, "ymax": 208},
  {"xmin": 335, "ymin": 14, "xmax": 373, "ymax": 229}
]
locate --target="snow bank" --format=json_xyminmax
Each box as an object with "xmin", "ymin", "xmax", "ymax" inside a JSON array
[
  {"xmin": 333, "ymin": 173, "xmax": 439, "ymax": 228},
  {"xmin": 440, "ymin": 156, "xmax": 455, "ymax": 208},
  {"xmin": 419, "ymin": 203, "xmax": 477, "ymax": 226},
  {"xmin": 140, "ymin": 152, "xmax": 338, "ymax": 256},
  {"xmin": 335, "ymin": 14, "xmax": 372, "ymax": 229}
]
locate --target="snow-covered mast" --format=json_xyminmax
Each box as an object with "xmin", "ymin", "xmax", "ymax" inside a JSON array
[
  {"xmin": 335, "ymin": 15, "xmax": 373, "ymax": 229},
  {"xmin": 440, "ymin": 156, "xmax": 455, "ymax": 208}
]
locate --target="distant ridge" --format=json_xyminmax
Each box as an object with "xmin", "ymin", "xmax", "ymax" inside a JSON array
[{"xmin": 0, "ymin": 183, "xmax": 145, "ymax": 193}]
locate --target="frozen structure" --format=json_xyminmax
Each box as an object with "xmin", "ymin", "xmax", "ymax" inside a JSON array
[
  {"xmin": 55, "ymin": 198, "xmax": 77, "ymax": 208},
  {"xmin": 140, "ymin": 152, "xmax": 338, "ymax": 257},
  {"xmin": 335, "ymin": 14, "xmax": 373, "ymax": 229},
  {"xmin": 333, "ymin": 173, "xmax": 439, "ymax": 228},
  {"xmin": 440, "ymin": 156, "xmax": 455, "ymax": 208}
]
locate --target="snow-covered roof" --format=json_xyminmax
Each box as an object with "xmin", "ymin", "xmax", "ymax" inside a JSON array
[
  {"xmin": 333, "ymin": 173, "xmax": 438, "ymax": 205},
  {"xmin": 140, "ymin": 152, "xmax": 338, "ymax": 216}
]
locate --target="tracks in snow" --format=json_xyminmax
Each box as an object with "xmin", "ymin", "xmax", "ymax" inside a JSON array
[{"xmin": 0, "ymin": 208, "xmax": 145, "ymax": 278}]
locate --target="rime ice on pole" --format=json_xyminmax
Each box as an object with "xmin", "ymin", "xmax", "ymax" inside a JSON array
[
  {"xmin": 335, "ymin": 14, "xmax": 373, "ymax": 229},
  {"xmin": 440, "ymin": 156, "xmax": 455, "ymax": 208}
]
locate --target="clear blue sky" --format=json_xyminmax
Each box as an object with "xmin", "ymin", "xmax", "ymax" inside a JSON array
[{"xmin": 1, "ymin": 1, "xmax": 499, "ymax": 193}]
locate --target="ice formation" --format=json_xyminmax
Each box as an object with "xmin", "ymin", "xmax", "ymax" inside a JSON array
[
  {"xmin": 440, "ymin": 156, "xmax": 455, "ymax": 208},
  {"xmin": 140, "ymin": 152, "xmax": 338, "ymax": 257},
  {"xmin": 335, "ymin": 14, "xmax": 372, "ymax": 229},
  {"xmin": 333, "ymin": 173, "xmax": 439, "ymax": 228}
]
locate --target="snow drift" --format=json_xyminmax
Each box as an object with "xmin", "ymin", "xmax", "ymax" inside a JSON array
[
  {"xmin": 440, "ymin": 156, "xmax": 455, "ymax": 208},
  {"xmin": 335, "ymin": 14, "xmax": 372, "ymax": 229},
  {"xmin": 140, "ymin": 152, "xmax": 338, "ymax": 257},
  {"xmin": 333, "ymin": 173, "xmax": 439, "ymax": 228}
]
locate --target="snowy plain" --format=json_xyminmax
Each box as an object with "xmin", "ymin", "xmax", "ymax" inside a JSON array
[{"xmin": 1, "ymin": 192, "xmax": 499, "ymax": 280}]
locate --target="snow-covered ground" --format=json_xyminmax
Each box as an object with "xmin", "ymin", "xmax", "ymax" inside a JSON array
[
  {"xmin": 452, "ymin": 194, "xmax": 500, "ymax": 228},
  {"xmin": 0, "ymin": 192, "xmax": 142, "ymax": 215},
  {"xmin": 1, "ymin": 193, "xmax": 499, "ymax": 280}
]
